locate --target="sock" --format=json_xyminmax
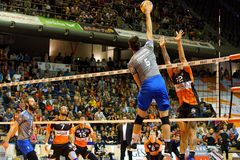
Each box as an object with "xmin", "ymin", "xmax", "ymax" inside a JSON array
[
  {"xmin": 180, "ymin": 154, "xmax": 185, "ymax": 160},
  {"xmin": 164, "ymin": 141, "xmax": 172, "ymax": 153},
  {"xmin": 189, "ymin": 151, "xmax": 195, "ymax": 158}
]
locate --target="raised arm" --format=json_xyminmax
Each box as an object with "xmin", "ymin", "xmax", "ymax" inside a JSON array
[
  {"xmin": 159, "ymin": 36, "xmax": 171, "ymax": 65},
  {"xmin": 159, "ymin": 36, "xmax": 173, "ymax": 77},
  {"xmin": 145, "ymin": 3, "xmax": 153, "ymax": 40},
  {"xmin": 175, "ymin": 30, "xmax": 187, "ymax": 63}
]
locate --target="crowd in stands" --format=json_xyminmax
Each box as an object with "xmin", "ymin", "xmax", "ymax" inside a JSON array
[
  {"xmin": 113, "ymin": 0, "xmax": 210, "ymax": 42},
  {"xmin": 185, "ymin": 0, "xmax": 240, "ymax": 47},
  {"xmin": 0, "ymin": 0, "xmax": 223, "ymax": 44},
  {"xmin": 195, "ymin": 122, "xmax": 239, "ymax": 147}
]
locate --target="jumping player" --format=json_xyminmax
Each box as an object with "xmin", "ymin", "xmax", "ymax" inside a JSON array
[
  {"xmin": 44, "ymin": 106, "xmax": 78, "ymax": 160},
  {"xmin": 159, "ymin": 30, "xmax": 200, "ymax": 160},
  {"xmin": 128, "ymin": 2, "xmax": 172, "ymax": 159}
]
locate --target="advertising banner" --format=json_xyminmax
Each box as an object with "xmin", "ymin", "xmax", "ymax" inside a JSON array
[
  {"xmin": 37, "ymin": 62, "xmax": 71, "ymax": 72},
  {"xmin": 114, "ymin": 28, "xmax": 215, "ymax": 50},
  {"xmin": 38, "ymin": 17, "xmax": 82, "ymax": 30},
  {"xmin": 0, "ymin": 11, "xmax": 41, "ymax": 25},
  {"xmin": 81, "ymin": 23, "xmax": 115, "ymax": 34},
  {"xmin": 0, "ymin": 11, "xmax": 83, "ymax": 31}
]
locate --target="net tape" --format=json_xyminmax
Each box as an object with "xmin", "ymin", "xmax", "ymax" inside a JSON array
[{"xmin": 0, "ymin": 117, "xmax": 238, "ymax": 125}]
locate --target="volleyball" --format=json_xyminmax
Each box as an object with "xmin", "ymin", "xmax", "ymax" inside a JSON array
[{"xmin": 140, "ymin": 0, "xmax": 153, "ymax": 14}]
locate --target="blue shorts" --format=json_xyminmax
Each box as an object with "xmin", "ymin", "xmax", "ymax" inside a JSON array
[
  {"xmin": 138, "ymin": 75, "xmax": 170, "ymax": 111},
  {"xmin": 16, "ymin": 140, "xmax": 34, "ymax": 156}
]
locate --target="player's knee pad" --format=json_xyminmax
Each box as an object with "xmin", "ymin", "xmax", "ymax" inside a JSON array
[
  {"xmin": 26, "ymin": 150, "xmax": 38, "ymax": 160},
  {"xmin": 86, "ymin": 152, "xmax": 98, "ymax": 160},
  {"xmin": 68, "ymin": 151, "xmax": 78, "ymax": 160},
  {"xmin": 135, "ymin": 115, "xmax": 144, "ymax": 125},
  {"xmin": 160, "ymin": 116, "xmax": 170, "ymax": 125}
]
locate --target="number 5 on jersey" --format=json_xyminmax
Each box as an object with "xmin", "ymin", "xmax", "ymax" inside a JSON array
[{"xmin": 144, "ymin": 58, "xmax": 151, "ymax": 67}]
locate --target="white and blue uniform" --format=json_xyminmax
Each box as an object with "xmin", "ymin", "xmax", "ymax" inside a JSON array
[
  {"xmin": 128, "ymin": 40, "xmax": 170, "ymax": 111},
  {"xmin": 16, "ymin": 110, "xmax": 34, "ymax": 156}
]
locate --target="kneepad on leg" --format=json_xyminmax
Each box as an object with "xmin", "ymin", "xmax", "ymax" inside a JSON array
[
  {"xmin": 160, "ymin": 116, "xmax": 170, "ymax": 125},
  {"xmin": 26, "ymin": 151, "xmax": 38, "ymax": 160},
  {"xmin": 135, "ymin": 115, "xmax": 144, "ymax": 125}
]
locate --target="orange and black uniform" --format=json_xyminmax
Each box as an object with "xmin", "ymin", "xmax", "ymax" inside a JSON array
[
  {"xmin": 144, "ymin": 140, "xmax": 162, "ymax": 160},
  {"xmin": 168, "ymin": 66, "xmax": 200, "ymax": 118},
  {"xmin": 46, "ymin": 121, "xmax": 75, "ymax": 159},
  {"xmin": 74, "ymin": 125, "xmax": 97, "ymax": 160}
]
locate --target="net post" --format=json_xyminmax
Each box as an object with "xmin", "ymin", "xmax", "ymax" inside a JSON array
[
  {"xmin": 216, "ymin": 61, "xmax": 221, "ymax": 117},
  {"xmin": 228, "ymin": 60, "xmax": 233, "ymax": 119}
]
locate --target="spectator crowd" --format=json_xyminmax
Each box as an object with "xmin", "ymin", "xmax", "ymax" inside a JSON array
[{"xmin": 0, "ymin": 0, "xmax": 231, "ymax": 44}]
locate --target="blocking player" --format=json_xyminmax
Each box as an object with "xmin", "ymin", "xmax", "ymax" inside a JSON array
[{"xmin": 159, "ymin": 30, "xmax": 200, "ymax": 160}]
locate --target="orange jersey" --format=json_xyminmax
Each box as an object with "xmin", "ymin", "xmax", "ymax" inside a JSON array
[
  {"xmin": 168, "ymin": 66, "xmax": 199, "ymax": 106},
  {"xmin": 46, "ymin": 121, "xmax": 74, "ymax": 145},
  {"xmin": 144, "ymin": 139, "xmax": 162, "ymax": 156},
  {"xmin": 74, "ymin": 125, "xmax": 93, "ymax": 147}
]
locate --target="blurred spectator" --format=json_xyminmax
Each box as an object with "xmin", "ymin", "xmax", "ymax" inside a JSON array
[
  {"xmin": 94, "ymin": 134, "xmax": 114, "ymax": 160},
  {"xmin": 203, "ymin": 128, "xmax": 218, "ymax": 146},
  {"xmin": 230, "ymin": 124, "xmax": 239, "ymax": 145},
  {"xmin": 54, "ymin": 52, "xmax": 63, "ymax": 63},
  {"xmin": 94, "ymin": 108, "xmax": 106, "ymax": 120},
  {"xmin": 219, "ymin": 123, "xmax": 230, "ymax": 160}
]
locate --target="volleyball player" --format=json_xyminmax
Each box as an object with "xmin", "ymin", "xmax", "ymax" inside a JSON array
[
  {"xmin": 159, "ymin": 30, "xmax": 200, "ymax": 160},
  {"xmin": 128, "ymin": 3, "xmax": 172, "ymax": 159},
  {"xmin": 73, "ymin": 116, "xmax": 98, "ymax": 160},
  {"xmin": 44, "ymin": 106, "xmax": 78, "ymax": 160},
  {"xmin": 3, "ymin": 96, "xmax": 39, "ymax": 160},
  {"xmin": 144, "ymin": 130, "xmax": 163, "ymax": 160}
]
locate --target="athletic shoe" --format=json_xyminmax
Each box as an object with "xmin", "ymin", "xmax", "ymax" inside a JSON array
[{"xmin": 128, "ymin": 143, "xmax": 137, "ymax": 149}]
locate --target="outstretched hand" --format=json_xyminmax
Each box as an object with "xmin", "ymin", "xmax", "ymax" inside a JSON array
[
  {"xmin": 175, "ymin": 30, "xmax": 184, "ymax": 41},
  {"xmin": 159, "ymin": 36, "xmax": 166, "ymax": 47}
]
